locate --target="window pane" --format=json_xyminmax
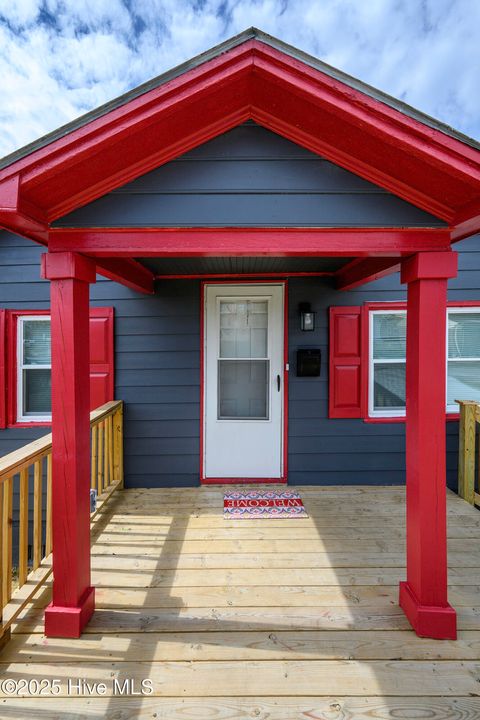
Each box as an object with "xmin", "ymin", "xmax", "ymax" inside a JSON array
[
  {"xmin": 373, "ymin": 313, "xmax": 406, "ymax": 359},
  {"xmin": 23, "ymin": 369, "xmax": 51, "ymax": 415},
  {"xmin": 448, "ymin": 313, "xmax": 480, "ymax": 358},
  {"xmin": 373, "ymin": 362, "xmax": 406, "ymax": 410},
  {"xmin": 219, "ymin": 301, "xmax": 267, "ymax": 358},
  {"xmin": 218, "ymin": 359, "xmax": 269, "ymax": 419},
  {"xmin": 447, "ymin": 361, "xmax": 480, "ymax": 406},
  {"xmin": 23, "ymin": 320, "xmax": 51, "ymax": 365}
]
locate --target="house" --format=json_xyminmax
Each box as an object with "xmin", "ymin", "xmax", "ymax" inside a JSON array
[{"xmin": 1, "ymin": 28, "xmax": 480, "ymax": 643}]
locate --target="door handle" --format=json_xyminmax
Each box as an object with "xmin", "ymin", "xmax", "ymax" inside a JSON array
[{"xmin": 277, "ymin": 374, "xmax": 281, "ymax": 392}]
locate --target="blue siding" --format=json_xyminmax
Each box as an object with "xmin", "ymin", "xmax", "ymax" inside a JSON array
[
  {"xmin": 54, "ymin": 122, "xmax": 445, "ymax": 229},
  {"xmin": 0, "ymin": 233, "xmax": 202, "ymax": 487},
  {"xmin": 2, "ymin": 231, "xmax": 480, "ymax": 491}
]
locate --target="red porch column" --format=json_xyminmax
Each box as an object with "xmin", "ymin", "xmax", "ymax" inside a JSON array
[
  {"xmin": 399, "ymin": 251, "xmax": 458, "ymax": 640},
  {"xmin": 41, "ymin": 252, "xmax": 96, "ymax": 638}
]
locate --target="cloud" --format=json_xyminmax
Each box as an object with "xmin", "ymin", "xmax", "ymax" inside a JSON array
[{"xmin": 0, "ymin": 0, "xmax": 478, "ymax": 158}]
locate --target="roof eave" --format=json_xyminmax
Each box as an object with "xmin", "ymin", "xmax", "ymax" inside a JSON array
[{"xmin": 0, "ymin": 26, "xmax": 479, "ymax": 173}]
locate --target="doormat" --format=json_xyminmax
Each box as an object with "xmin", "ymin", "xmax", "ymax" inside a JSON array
[{"xmin": 224, "ymin": 490, "xmax": 308, "ymax": 519}]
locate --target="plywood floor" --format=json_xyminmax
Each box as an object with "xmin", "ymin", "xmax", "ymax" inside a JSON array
[{"xmin": 2, "ymin": 485, "xmax": 480, "ymax": 718}]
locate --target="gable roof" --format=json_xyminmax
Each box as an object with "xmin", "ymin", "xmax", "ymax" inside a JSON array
[
  {"xmin": 2, "ymin": 27, "xmax": 479, "ymax": 171},
  {"xmin": 0, "ymin": 27, "xmax": 479, "ymax": 243}
]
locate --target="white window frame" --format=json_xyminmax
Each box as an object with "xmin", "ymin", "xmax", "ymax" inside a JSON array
[
  {"xmin": 368, "ymin": 305, "xmax": 480, "ymax": 418},
  {"xmin": 16, "ymin": 315, "xmax": 52, "ymax": 423},
  {"xmin": 445, "ymin": 306, "xmax": 480, "ymax": 414},
  {"xmin": 368, "ymin": 309, "xmax": 407, "ymax": 418}
]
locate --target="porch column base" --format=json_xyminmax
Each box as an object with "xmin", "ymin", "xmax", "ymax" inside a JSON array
[
  {"xmin": 399, "ymin": 581, "xmax": 456, "ymax": 640},
  {"xmin": 44, "ymin": 586, "xmax": 95, "ymax": 638}
]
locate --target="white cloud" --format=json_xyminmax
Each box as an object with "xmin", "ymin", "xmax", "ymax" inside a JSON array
[
  {"xmin": 0, "ymin": 0, "xmax": 478, "ymax": 158},
  {"xmin": 0, "ymin": 0, "xmax": 41, "ymax": 27}
]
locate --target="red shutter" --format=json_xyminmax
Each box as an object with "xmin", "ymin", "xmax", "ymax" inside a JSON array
[
  {"xmin": 0, "ymin": 310, "xmax": 6, "ymax": 428},
  {"xmin": 329, "ymin": 306, "xmax": 363, "ymax": 418},
  {"xmin": 89, "ymin": 307, "xmax": 114, "ymax": 410}
]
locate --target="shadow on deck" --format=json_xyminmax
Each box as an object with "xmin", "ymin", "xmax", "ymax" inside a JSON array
[{"xmin": 1, "ymin": 485, "xmax": 480, "ymax": 718}]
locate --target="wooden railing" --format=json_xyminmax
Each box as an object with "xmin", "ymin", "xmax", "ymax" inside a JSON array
[
  {"xmin": 0, "ymin": 400, "xmax": 123, "ymax": 648},
  {"xmin": 458, "ymin": 400, "xmax": 480, "ymax": 507}
]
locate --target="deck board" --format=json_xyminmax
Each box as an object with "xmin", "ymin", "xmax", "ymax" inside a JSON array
[
  {"xmin": 2, "ymin": 485, "xmax": 480, "ymax": 717},
  {"xmin": 2, "ymin": 696, "xmax": 480, "ymax": 719}
]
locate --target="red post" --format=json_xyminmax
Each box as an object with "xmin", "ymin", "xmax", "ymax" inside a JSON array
[
  {"xmin": 41, "ymin": 252, "xmax": 96, "ymax": 638},
  {"xmin": 399, "ymin": 251, "xmax": 458, "ymax": 639}
]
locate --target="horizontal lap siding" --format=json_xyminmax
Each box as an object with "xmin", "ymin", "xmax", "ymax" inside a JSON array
[
  {"xmin": 114, "ymin": 280, "xmax": 200, "ymax": 488},
  {"xmin": 53, "ymin": 122, "xmax": 444, "ymax": 229},
  {"xmin": 54, "ymin": 193, "xmax": 440, "ymax": 227},
  {"xmin": 288, "ymin": 274, "xmax": 406, "ymax": 487},
  {"xmin": 0, "ymin": 234, "xmax": 51, "ymax": 453},
  {"xmin": 0, "ymin": 232, "xmax": 201, "ymax": 488}
]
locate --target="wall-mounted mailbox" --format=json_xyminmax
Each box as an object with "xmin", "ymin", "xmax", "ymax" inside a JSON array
[{"xmin": 297, "ymin": 349, "xmax": 321, "ymax": 377}]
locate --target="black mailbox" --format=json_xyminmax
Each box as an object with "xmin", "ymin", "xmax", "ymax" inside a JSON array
[{"xmin": 296, "ymin": 349, "xmax": 321, "ymax": 377}]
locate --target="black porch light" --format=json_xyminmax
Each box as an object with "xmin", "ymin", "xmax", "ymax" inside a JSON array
[{"xmin": 299, "ymin": 302, "xmax": 315, "ymax": 331}]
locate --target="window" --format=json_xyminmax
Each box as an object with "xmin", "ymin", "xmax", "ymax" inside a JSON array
[
  {"xmin": 17, "ymin": 316, "xmax": 52, "ymax": 422},
  {"xmin": 329, "ymin": 303, "xmax": 480, "ymax": 421},
  {"xmin": 217, "ymin": 300, "xmax": 269, "ymax": 420},
  {"xmin": 368, "ymin": 307, "xmax": 480, "ymax": 418},
  {"xmin": 369, "ymin": 310, "xmax": 406, "ymax": 418},
  {"xmin": 446, "ymin": 308, "xmax": 480, "ymax": 413},
  {"xmin": 0, "ymin": 308, "xmax": 114, "ymax": 428}
]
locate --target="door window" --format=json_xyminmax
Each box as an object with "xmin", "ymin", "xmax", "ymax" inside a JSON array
[{"xmin": 217, "ymin": 300, "xmax": 269, "ymax": 419}]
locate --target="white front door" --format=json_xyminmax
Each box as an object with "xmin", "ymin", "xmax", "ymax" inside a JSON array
[{"xmin": 204, "ymin": 284, "xmax": 284, "ymax": 480}]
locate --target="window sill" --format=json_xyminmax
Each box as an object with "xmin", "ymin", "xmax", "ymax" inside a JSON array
[
  {"xmin": 364, "ymin": 413, "xmax": 460, "ymax": 424},
  {"xmin": 364, "ymin": 416, "xmax": 405, "ymax": 424},
  {"xmin": 8, "ymin": 421, "xmax": 52, "ymax": 428}
]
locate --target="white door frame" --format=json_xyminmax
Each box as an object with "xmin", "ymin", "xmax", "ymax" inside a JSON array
[{"xmin": 200, "ymin": 281, "xmax": 288, "ymax": 484}]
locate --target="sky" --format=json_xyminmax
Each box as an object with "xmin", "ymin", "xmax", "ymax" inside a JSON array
[{"xmin": 0, "ymin": 0, "xmax": 479, "ymax": 158}]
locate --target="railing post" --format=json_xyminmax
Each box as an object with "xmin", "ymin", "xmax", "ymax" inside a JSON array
[
  {"xmin": 457, "ymin": 400, "xmax": 477, "ymax": 505},
  {"xmin": 1, "ymin": 477, "xmax": 13, "ymax": 607},
  {"xmin": 0, "ymin": 625, "xmax": 10, "ymax": 651},
  {"xmin": 113, "ymin": 403, "xmax": 124, "ymax": 488},
  {"xmin": 0, "ymin": 476, "xmax": 12, "ymax": 651},
  {"xmin": 18, "ymin": 469, "xmax": 29, "ymax": 584},
  {"xmin": 45, "ymin": 453, "xmax": 53, "ymax": 556}
]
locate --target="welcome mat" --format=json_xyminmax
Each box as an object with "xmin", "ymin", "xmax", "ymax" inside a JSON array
[{"xmin": 223, "ymin": 490, "xmax": 308, "ymax": 519}]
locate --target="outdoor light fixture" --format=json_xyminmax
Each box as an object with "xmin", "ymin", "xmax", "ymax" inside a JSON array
[{"xmin": 299, "ymin": 303, "xmax": 315, "ymax": 331}]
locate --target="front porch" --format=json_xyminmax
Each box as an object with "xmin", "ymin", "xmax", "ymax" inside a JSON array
[{"xmin": 1, "ymin": 484, "xmax": 480, "ymax": 716}]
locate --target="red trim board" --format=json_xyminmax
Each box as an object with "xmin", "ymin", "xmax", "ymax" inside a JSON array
[
  {"xmin": 48, "ymin": 227, "xmax": 451, "ymax": 258},
  {"xmin": 0, "ymin": 310, "xmax": 6, "ymax": 429}
]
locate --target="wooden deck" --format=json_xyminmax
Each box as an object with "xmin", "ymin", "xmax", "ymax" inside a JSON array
[{"xmin": 1, "ymin": 485, "xmax": 480, "ymax": 718}]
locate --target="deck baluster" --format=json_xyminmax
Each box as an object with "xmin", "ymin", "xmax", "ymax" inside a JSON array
[{"xmin": 0, "ymin": 400, "xmax": 123, "ymax": 647}]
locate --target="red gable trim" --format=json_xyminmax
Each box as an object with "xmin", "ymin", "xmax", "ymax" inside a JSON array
[{"xmin": 0, "ymin": 38, "xmax": 478, "ymax": 242}]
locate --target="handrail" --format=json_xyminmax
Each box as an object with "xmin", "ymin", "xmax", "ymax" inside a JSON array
[
  {"xmin": 457, "ymin": 399, "xmax": 480, "ymax": 507},
  {"xmin": 0, "ymin": 400, "xmax": 123, "ymax": 649}
]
